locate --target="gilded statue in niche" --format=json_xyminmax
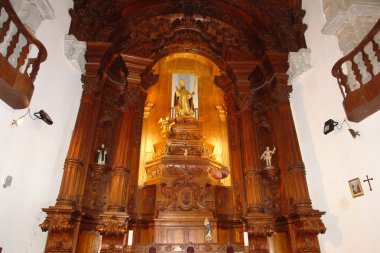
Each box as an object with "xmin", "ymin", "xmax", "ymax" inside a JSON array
[{"xmin": 174, "ymin": 79, "xmax": 195, "ymax": 117}]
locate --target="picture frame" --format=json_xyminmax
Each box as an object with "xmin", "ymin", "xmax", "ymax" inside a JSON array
[{"xmin": 348, "ymin": 177, "xmax": 364, "ymax": 198}]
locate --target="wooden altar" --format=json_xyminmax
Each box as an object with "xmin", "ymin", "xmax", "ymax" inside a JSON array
[
  {"xmin": 135, "ymin": 115, "xmax": 237, "ymax": 249},
  {"xmin": 40, "ymin": 1, "xmax": 326, "ymax": 252}
]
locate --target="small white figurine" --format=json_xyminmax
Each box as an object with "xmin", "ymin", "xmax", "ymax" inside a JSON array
[
  {"xmin": 260, "ymin": 146, "xmax": 276, "ymax": 167},
  {"xmin": 204, "ymin": 217, "xmax": 212, "ymax": 241},
  {"xmin": 96, "ymin": 144, "xmax": 108, "ymax": 165}
]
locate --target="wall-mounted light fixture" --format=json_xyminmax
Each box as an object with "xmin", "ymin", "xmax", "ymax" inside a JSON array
[
  {"xmin": 323, "ymin": 119, "xmax": 359, "ymax": 138},
  {"xmin": 34, "ymin": 110, "xmax": 53, "ymax": 125},
  {"xmin": 12, "ymin": 108, "xmax": 53, "ymax": 126}
]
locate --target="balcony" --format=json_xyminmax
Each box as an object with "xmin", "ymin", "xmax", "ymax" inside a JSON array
[
  {"xmin": 332, "ymin": 19, "xmax": 380, "ymax": 122},
  {"xmin": 0, "ymin": 0, "xmax": 47, "ymax": 109}
]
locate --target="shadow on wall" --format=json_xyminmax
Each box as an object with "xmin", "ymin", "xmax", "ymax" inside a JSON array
[{"xmin": 290, "ymin": 82, "xmax": 343, "ymax": 251}]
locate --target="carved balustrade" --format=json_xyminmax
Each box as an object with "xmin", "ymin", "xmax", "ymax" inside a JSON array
[
  {"xmin": 0, "ymin": 0, "xmax": 47, "ymax": 108},
  {"xmin": 332, "ymin": 19, "xmax": 380, "ymax": 122}
]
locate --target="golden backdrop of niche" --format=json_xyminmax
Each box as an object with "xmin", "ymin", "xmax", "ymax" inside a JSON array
[{"xmin": 153, "ymin": 53, "xmax": 221, "ymax": 77}]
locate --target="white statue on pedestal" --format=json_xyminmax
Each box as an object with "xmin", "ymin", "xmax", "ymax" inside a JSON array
[
  {"xmin": 260, "ymin": 146, "xmax": 276, "ymax": 167},
  {"xmin": 204, "ymin": 217, "xmax": 212, "ymax": 241},
  {"xmin": 96, "ymin": 144, "xmax": 108, "ymax": 165}
]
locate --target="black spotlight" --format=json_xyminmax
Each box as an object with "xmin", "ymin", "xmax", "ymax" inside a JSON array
[
  {"xmin": 34, "ymin": 110, "xmax": 53, "ymax": 125},
  {"xmin": 323, "ymin": 119, "xmax": 338, "ymax": 135}
]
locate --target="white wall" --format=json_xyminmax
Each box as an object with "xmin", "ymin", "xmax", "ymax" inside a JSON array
[
  {"xmin": 0, "ymin": 0, "xmax": 82, "ymax": 252},
  {"xmin": 292, "ymin": 0, "xmax": 380, "ymax": 252}
]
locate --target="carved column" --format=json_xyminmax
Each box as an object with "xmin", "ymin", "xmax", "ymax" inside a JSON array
[
  {"xmin": 97, "ymin": 87, "xmax": 135, "ymax": 252},
  {"xmin": 224, "ymin": 89, "xmax": 244, "ymax": 217},
  {"xmin": 270, "ymin": 76, "xmax": 312, "ymax": 210},
  {"xmin": 238, "ymin": 94, "xmax": 264, "ymax": 214},
  {"xmin": 99, "ymin": 54, "xmax": 155, "ymax": 251},
  {"xmin": 265, "ymin": 51, "xmax": 325, "ymax": 252},
  {"xmin": 56, "ymin": 76, "xmax": 102, "ymax": 206},
  {"xmin": 122, "ymin": 55, "xmax": 157, "ymax": 217},
  {"xmin": 41, "ymin": 75, "xmax": 103, "ymax": 253},
  {"xmin": 106, "ymin": 100, "xmax": 133, "ymax": 212}
]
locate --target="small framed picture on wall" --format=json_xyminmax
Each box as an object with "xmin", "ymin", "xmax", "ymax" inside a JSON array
[{"xmin": 348, "ymin": 177, "xmax": 364, "ymax": 198}]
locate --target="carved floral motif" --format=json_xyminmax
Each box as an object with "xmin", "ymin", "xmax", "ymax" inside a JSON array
[
  {"xmin": 233, "ymin": 181, "xmax": 243, "ymax": 214},
  {"xmin": 248, "ymin": 221, "xmax": 274, "ymax": 237},
  {"xmin": 83, "ymin": 164, "xmax": 110, "ymax": 210},
  {"xmin": 97, "ymin": 215, "xmax": 128, "ymax": 236},
  {"xmin": 295, "ymin": 219, "xmax": 327, "ymax": 235},
  {"xmin": 40, "ymin": 214, "xmax": 75, "ymax": 233}
]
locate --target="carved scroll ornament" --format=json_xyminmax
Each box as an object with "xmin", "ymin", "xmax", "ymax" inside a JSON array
[
  {"xmin": 40, "ymin": 214, "xmax": 75, "ymax": 233},
  {"xmin": 97, "ymin": 215, "xmax": 128, "ymax": 237}
]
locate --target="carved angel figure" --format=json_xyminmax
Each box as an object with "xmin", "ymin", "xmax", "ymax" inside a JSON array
[{"xmin": 158, "ymin": 116, "xmax": 174, "ymax": 137}]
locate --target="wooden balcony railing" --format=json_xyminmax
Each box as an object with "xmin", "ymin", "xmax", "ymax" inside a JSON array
[
  {"xmin": 332, "ymin": 19, "xmax": 380, "ymax": 122},
  {"xmin": 0, "ymin": 0, "xmax": 47, "ymax": 109}
]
